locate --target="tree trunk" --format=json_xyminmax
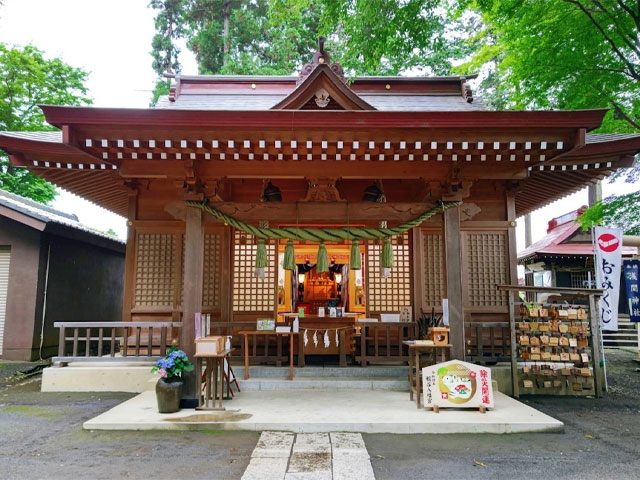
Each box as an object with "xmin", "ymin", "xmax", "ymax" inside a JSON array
[{"xmin": 222, "ymin": 1, "xmax": 230, "ymax": 65}]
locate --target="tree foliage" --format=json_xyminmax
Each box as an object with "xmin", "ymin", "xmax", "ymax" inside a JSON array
[
  {"xmin": 0, "ymin": 44, "xmax": 91, "ymax": 204},
  {"xmin": 148, "ymin": 0, "xmax": 465, "ymax": 77},
  {"xmin": 456, "ymin": 0, "xmax": 640, "ymax": 132},
  {"xmin": 578, "ymin": 191, "xmax": 640, "ymax": 235}
]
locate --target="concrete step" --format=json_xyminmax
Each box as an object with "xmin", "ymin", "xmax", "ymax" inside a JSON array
[
  {"xmin": 232, "ymin": 365, "xmax": 408, "ymax": 379},
  {"xmin": 236, "ymin": 376, "xmax": 409, "ymax": 392}
]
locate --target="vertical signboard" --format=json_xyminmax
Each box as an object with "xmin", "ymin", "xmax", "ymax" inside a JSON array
[
  {"xmin": 594, "ymin": 227, "xmax": 623, "ymax": 331},
  {"xmin": 624, "ymin": 259, "xmax": 640, "ymax": 323}
]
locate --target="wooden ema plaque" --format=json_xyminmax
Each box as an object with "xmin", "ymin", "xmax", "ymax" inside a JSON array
[{"xmin": 422, "ymin": 360, "xmax": 494, "ymax": 412}]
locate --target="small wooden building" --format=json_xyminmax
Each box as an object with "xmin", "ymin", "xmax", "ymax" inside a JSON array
[
  {"xmin": 1, "ymin": 44, "xmax": 639, "ymax": 377},
  {"xmin": 519, "ymin": 207, "xmax": 637, "ymax": 315},
  {"xmin": 0, "ymin": 188, "xmax": 125, "ymax": 360}
]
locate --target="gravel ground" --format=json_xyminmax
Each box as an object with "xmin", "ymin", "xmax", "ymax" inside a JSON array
[{"xmin": 1, "ymin": 350, "xmax": 639, "ymax": 480}]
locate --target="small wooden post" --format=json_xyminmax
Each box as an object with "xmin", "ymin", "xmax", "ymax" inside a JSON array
[
  {"xmin": 85, "ymin": 328, "xmax": 90, "ymax": 357},
  {"xmin": 72, "ymin": 328, "xmax": 78, "ymax": 357},
  {"xmin": 58, "ymin": 326, "xmax": 65, "ymax": 359},
  {"xmin": 98, "ymin": 328, "xmax": 104, "ymax": 357},
  {"xmin": 110, "ymin": 327, "xmax": 116, "ymax": 357},
  {"xmin": 244, "ymin": 334, "xmax": 249, "ymax": 380},
  {"xmin": 339, "ymin": 329, "xmax": 347, "ymax": 368},
  {"xmin": 298, "ymin": 331, "xmax": 305, "ymax": 367},
  {"xmin": 588, "ymin": 293, "xmax": 604, "ymax": 397},
  {"xmin": 508, "ymin": 289, "xmax": 519, "ymax": 398},
  {"xmin": 360, "ymin": 325, "xmax": 367, "ymax": 367}
]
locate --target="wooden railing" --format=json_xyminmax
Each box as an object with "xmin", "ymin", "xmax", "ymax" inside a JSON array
[
  {"xmin": 355, "ymin": 322, "xmax": 418, "ymax": 366},
  {"xmin": 464, "ymin": 321, "xmax": 511, "ymax": 364},
  {"xmin": 210, "ymin": 322, "xmax": 289, "ymax": 365},
  {"xmin": 53, "ymin": 321, "xmax": 181, "ymax": 367}
]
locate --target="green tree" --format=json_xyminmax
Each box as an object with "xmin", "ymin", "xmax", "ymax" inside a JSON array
[
  {"xmin": 0, "ymin": 44, "xmax": 91, "ymax": 203},
  {"xmin": 456, "ymin": 0, "xmax": 640, "ymax": 131},
  {"xmin": 149, "ymin": 0, "xmax": 464, "ymax": 77},
  {"xmin": 456, "ymin": 0, "xmax": 640, "ymax": 231},
  {"xmin": 577, "ymin": 192, "xmax": 640, "ymax": 235}
]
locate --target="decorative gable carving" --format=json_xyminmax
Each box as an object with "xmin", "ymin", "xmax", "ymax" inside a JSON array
[{"xmin": 272, "ymin": 37, "xmax": 375, "ymax": 111}]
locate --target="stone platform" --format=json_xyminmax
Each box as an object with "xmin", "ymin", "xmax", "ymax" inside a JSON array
[{"xmin": 83, "ymin": 389, "xmax": 563, "ymax": 434}]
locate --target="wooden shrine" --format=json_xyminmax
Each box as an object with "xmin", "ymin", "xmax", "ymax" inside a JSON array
[{"xmin": 2, "ymin": 40, "xmax": 640, "ymax": 397}]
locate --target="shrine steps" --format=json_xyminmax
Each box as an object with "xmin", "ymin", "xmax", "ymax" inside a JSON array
[{"xmin": 234, "ymin": 365, "xmax": 409, "ymax": 392}]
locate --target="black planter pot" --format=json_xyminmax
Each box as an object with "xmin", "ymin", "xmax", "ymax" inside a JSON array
[{"xmin": 156, "ymin": 377, "xmax": 184, "ymax": 413}]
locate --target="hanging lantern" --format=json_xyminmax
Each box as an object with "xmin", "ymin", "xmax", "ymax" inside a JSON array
[
  {"xmin": 283, "ymin": 240, "xmax": 296, "ymax": 271},
  {"xmin": 261, "ymin": 181, "xmax": 282, "ymax": 202},
  {"xmin": 255, "ymin": 238, "xmax": 268, "ymax": 279},
  {"xmin": 350, "ymin": 239, "xmax": 361, "ymax": 270},
  {"xmin": 335, "ymin": 272, "xmax": 342, "ymax": 284},
  {"xmin": 298, "ymin": 273, "xmax": 306, "ymax": 284},
  {"xmin": 381, "ymin": 236, "xmax": 394, "ymax": 278},
  {"xmin": 317, "ymin": 241, "xmax": 329, "ymax": 273}
]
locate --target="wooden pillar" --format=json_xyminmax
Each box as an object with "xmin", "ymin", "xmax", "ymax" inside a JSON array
[
  {"xmin": 121, "ymin": 186, "xmax": 138, "ymax": 322},
  {"xmin": 524, "ymin": 214, "xmax": 532, "ymax": 248},
  {"xmin": 181, "ymin": 203, "xmax": 205, "ymax": 398},
  {"xmin": 444, "ymin": 205, "xmax": 464, "ymax": 359}
]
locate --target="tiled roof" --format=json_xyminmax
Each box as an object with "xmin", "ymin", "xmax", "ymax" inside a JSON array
[
  {"xmin": 0, "ymin": 131, "xmax": 62, "ymax": 142},
  {"xmin": 155, "ymin": 93, "xmax": 486, "ymax": 111},
  {"xmin": 586, "ymin": 133, "xmax": 640, "ymax": 143},
  {"xmin": 0, "ymin": 189, "xmax": 124, "ymax": 243}
]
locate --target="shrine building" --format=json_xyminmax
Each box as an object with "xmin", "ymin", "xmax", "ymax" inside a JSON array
[{"xmin": 1, "ymin": 42, "xmax": 639, "ymax": 395}]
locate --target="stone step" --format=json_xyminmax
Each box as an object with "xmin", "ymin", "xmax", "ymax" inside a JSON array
[
  {"xmin": 236, "ymin": 376, "xmax": 409, "ymax": 392},
  {"xmin": 232, "ymin": 365, "xmax": 409, "ymax": 379}
]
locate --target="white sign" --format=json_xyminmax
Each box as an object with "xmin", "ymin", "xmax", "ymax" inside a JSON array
[
  {"xmin": 594, "ymin": 227, "xmax": 623, "ymax": 331},
  {"xmin": 422, "ymin": 360, "xmax": 494, "ymax": 409},
  {"xmin": 442, "ymin": 299, "xmax": 449, "ymax": 326}
]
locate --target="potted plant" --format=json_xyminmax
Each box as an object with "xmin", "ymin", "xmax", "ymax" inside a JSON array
[{"xmin": 151, "ymin": 346, "xmax": 194, "ymax": 413}]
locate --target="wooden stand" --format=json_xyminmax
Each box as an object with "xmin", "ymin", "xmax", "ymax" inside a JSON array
[
  {"xmin": 404, "ymin": 341, "xmax": 452, "ymax": 409},
  {"xmin": 195, "ymin": 349, "xmax": 233, "ymax": 411}
]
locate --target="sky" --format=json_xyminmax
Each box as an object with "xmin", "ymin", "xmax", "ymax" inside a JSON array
[{"xmin": 0, "ymin": 0, "xmax": 636, "ymax": 248}]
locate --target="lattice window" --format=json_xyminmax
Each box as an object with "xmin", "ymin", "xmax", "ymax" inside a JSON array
[
  {"xmin": 203, "ymin": 233, "xmax": 222, "ymax": 308},
  {"xmin": 465, "ymin": 232, "xmax": 508, "ymax": 306},
  {"xmin": 232, "ymin": 230, "xmax": 275, "ymax": 312},
  {"xmin": 134, "ymin": 233, "xmax": 176, "ymax": 306},
  {"xmin": 422, "ymin": 232, "xmax": 444, "ymax": 306},
  {"xmin": 367, "ymin": 233, "xmax": 411, "ymax": 312}
]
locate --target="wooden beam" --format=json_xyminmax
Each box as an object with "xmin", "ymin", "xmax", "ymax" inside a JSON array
[
  {"xmin": 444, "ymin": 204, "xmax": 464, "ymax": 359},
  {"xmin": 117, "ymin": 158, "xmax": 529, "ymax": 181},
  {"xmin": 166, "ymin": 201, "xmax": 447, "ymax": 223},
  {"xmin": 181, "ymin": 204, "xmax": 205, "ymax": 398}
]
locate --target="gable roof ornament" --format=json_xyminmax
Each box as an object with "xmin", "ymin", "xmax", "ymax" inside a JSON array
[
  {"xmin": 273, "ymin": 37, "xmax": 374, "ymax": 110},
  {"xmin": 298, "ymin": 37, "xmax": 346, "ymax": 85}
]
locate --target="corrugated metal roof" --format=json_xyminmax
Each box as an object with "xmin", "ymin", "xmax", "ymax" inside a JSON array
[
  {"xmin": 0, "ymin": 189, "xmax": 124, "ymax": 243},
  {"xmin": 154, "ymin": 93, "xmax": 485, "ymax": 111}
]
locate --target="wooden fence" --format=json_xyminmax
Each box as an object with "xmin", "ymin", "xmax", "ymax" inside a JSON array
[{"xmin": 53, "ymin": 321, "xmax": 181, "ymax": 367}]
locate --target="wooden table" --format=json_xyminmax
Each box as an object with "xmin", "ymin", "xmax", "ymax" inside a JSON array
[
  {"xmin": 239, "ymin": 331, "xmax": 299, "ymax": 380},
  {"xmin": 195, "ymin": 348, "xmax": 233, "ymax": 411},
  {"xmin": 403, "ymin": 341, "xmax": 452, "ymax": 409}
]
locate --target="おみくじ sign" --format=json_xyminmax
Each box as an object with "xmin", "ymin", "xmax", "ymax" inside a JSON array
[
  {"xmin": 594, "ymin": 227, "xmax": 623, "ymax": 331},
  {"xmin": 422, "ymin": 360, "xmax": 494, "ymax": 409}
]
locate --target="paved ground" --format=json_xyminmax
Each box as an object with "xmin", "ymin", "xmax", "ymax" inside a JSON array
[{"xmin": 1, "ymin": 349, "xmax": 639, "ymax": 479}]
